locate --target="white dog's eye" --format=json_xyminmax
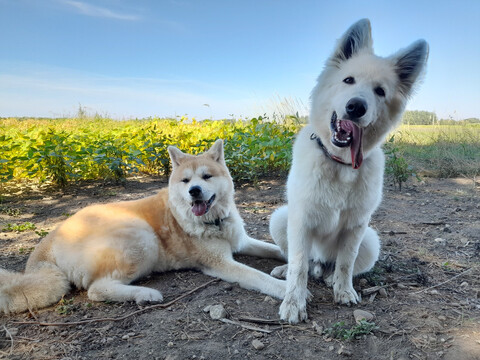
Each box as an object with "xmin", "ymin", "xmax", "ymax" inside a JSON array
[
  {"xmin": 202, "ymin": 174, "xmax": 212, "ymax": 180},
  {"xmin": 374, "ymin": 86, "xmax": 386, "ymax": 97},
  {"xmin": 343, "ymin": 76, "xmax": 355, "ymax": 84},
  {"xmin": 181, "ymin": 178, "xmax": 190, "ymax": 183}
]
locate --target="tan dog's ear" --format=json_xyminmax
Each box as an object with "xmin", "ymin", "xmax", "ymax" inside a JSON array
[
  {"xmin": 206, "ymin": 139, "xmax": 225, "ymax": 165},
  {"xmin": 168, "ymin": 146, "xmax": 188, "ymax": 169}
]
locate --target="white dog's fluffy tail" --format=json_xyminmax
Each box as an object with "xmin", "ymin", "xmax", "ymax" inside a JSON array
[
  {"xmin": 269, "ymin": 205, "xmax": 289, "ymax": 254},
  {"xmin": 0, "ymin": 264, "xmax": 69, "ymax": 314}
]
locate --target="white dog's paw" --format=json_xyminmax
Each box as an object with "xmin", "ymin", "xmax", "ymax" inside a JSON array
[
  {"xmin": 279, "ymin": 293, "xmax": 308, "ymax": 324},
  {"xmin": 333, "ymin": 284, "xmax": 360, "ymax": 305},
  {"xmin": 271, "ymin": 264, "xmax": 288, "ymax": 279},
  {"xmin": 135, "ymin": 288, "xmax": 164, "ymax": 305}
]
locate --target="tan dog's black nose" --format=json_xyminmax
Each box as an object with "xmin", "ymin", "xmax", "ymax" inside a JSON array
[{"xmin": 189, "ymin": 186, "xmax": 202, "ymax": 198}]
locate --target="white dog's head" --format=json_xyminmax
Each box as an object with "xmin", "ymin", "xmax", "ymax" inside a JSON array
[
  {"xmin": 167, "ymin": 139, "xmax": 234, "ymax": 221},
  {"xmin": 310, "ymin": 19, "xmax": 429, "ymax": 168}
]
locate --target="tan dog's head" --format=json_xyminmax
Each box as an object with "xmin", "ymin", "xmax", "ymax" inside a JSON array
[{"xmin": 167, "ymin": 139, "xmax": 234, "ymax": 221}]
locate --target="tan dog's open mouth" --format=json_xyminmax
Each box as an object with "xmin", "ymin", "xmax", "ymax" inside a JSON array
[{"xmin": 191, "ymin": 194, "xmax": 216, "ymax": 216}]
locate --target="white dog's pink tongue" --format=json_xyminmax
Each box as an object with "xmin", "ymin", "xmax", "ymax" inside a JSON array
[
  {"xmin": 340, "ymin": 120, "xmax": 364, "ymax": 169},
  {"xmin": 192, "ymin": 202, "xmax": 207, "ymax": 216}
]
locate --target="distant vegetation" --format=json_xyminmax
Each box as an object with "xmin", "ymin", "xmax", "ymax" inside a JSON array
[
  {"xmin": 401, "ymin": 110, "xmax": 480, "ymax": 125},
  {"xmin": 1, "ymin": 111, "xmax": 478, "ymax": 193}
]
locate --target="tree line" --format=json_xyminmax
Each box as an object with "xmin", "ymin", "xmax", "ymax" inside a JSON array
[{"xmin": 402, "ymin": 110, "xmax": 480, "ymax": 125}]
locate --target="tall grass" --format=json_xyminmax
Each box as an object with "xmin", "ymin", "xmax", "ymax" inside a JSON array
[{"xmin": 390, "ymin": 124, "xmax": 480, "ymax": 178}]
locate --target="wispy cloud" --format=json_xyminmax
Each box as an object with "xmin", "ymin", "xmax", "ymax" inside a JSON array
[
  {"xmin": 60, "ymin": 0, "xmax": 141, "ymax": 21},
  {"xmin": 0, "ymin": 63, "xmax": 261, "ymax": 119}
]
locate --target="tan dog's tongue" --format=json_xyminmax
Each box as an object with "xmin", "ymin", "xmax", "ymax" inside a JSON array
[
  {"xmin": 340, "ymin": 121, "xmax": 364, "ymax": 169},
  {"xmin": 192, "ymin": 202, "xmax": 207, "ymax": 216}
]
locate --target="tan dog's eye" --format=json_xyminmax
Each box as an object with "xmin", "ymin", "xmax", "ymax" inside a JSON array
[
  {"xmin": 181, "ymin": 178, "xmax": 190, "ymax": 183},
  {"xmin": 202, "ymin": 174, "xmax": 212, "ymax": 180}
]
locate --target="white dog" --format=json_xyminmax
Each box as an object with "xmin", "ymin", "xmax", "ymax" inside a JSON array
[{"xmin": 269, "ymin": 19, "xmax": 428, "ymax": 323}]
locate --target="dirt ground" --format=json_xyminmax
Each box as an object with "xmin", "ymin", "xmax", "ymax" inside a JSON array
[{"xmin": 0, "ymin": 175, "xmax": 479, "ymax": 360}]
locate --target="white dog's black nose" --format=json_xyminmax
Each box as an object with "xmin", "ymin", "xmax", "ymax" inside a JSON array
[
  {"xmin": 189, "ymin": 186, "xmax": 202, "ymax": 198},
  {"xmin": 346, "ymin": 97, "xmax": 367, "ymax": 119}
]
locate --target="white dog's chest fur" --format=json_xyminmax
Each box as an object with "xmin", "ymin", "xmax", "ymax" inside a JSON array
[{"xmin": 287, "ymin": 126, "xmax": 384, "ymax": 237}]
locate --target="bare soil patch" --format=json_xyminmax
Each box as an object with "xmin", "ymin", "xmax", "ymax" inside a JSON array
[{"xmin": 1, "ymin": 176, "xmax": 479, "ymax": 360}]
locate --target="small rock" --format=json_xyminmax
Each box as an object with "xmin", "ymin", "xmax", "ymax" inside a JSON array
[
  {"xmin": 353, "ymin": 309, "xmax": 374, "ymax": 323},
  {"xmin": 337, "ymin": 346, "xmax": 352, "ymax": 356},
  {"xmin": 223, "ymin": 284, "xmax": 233, "ymax": 291},
  {"xmin": 252, "ymin": 339, "xmax": 265, "ymax": 350},
  {"xmin": 202, "ymin": 305, "xmax": 211, "ymax": 313},
  {"xmin": 430, "ymin": 289, "xmax": 439, "ymax": 295},
  {"xmin": 312, "ymin": 321, "xmax": 323, "ymax": 335},
  {"xmin": 167, "ymin": 341, "xmax": 174, "ymax": 347},
  {"xmin": 6, "ymin": 328, "xmax": 18, "ymax": 337},
  {"xmin": 443, "ymin": 227, "xmax": 452, "ymax": 233},
  {"xmin": 252, "ymin": 331, "xmax": 263, "ymax": 338},
  {"xmin": 264, "ymin": 296, "xmax": 277, "ymax": 305},
  {"xmin": 328, "ymin": 345, "xmax": 335, "ymax": 351},
  {"xmin": 460, "ymin": 282, "xmax": 469, "ymax": 287},
  {"xmin": 235, "ymin": 300, "xmax": 241, "ymax": 306},
  {"xmin": 438, "ymin": 315, "xmax": 447, "ymax": 321},
  {"xmin": 359, "ymin": 278, "xmax": 368, "ymax": 287},
  {"xmin": 209, "ymin": 304, "xmax": 227, "ymax": 320},
  {"xmin": 434, "ymin": 238, "xmax": 446, "ymax": 246},
  {"xmin": 122, "ymin": 335, "xmax": 130, "ymax": 340},
  {"xmin": 378, "ymin": 288, "xmax": 388, "ymax": 298}
]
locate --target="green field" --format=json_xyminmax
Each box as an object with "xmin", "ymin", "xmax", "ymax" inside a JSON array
[
  {"xmin": 390, "ymin": 124, "xmax": 480, "ymax": 178},
  {"xmin": 1, "ymin": 117, "xmax": 479, "ymax": 191}
]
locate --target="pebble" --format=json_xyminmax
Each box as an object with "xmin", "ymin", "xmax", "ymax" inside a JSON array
[
  {"xmin": 167, "ymin": 341, "xmax": 174, "ymax": 347},
  {"xmin": 251, "ymin": 339, "xmax": 265, "ymax": 350},
  {"xmin": 264, "ymin": 296, "xmax": 277, "ymax": 305},
  {"xmin": 209, "ymin": 304, "xmax": 227, "ymax": 319},
  {"xmin": 434, "ymin": 238, "xmax": 446, "ymax": 245},
  {"xmin": 438, "ymin": 315, "xmax": 447, "ymax": 321},
  {"xmin": 378, "ymin": 288, "xmax": 388, "ymax": 298},
  {"xmin": 337, "ymin": 346, "xmax": 352, "ymax": 356},
  {"xmin": 359, "ymin": 278, "xmax": 368, "ymax": 287},
  {"xmin": 312, "ymin": 321, "xmax": 323, "ymax": 335},
  {"xmin": 460, "ymin": 281, "xmax": 469, "ymax": 287},
  {"xmin": 328, "ymin": 345, "xmax": 335, "ymax": 351},
  {"xmin": 202, "ymin": 305, "xmax": 211, "ymax": 313},
  {"xmin": 5, "ymin": 328, "xmax": 18, "ymax": 337},
  {"xmin": 353, "ymin": 309, "xmax": 374, "ymax": 323}
]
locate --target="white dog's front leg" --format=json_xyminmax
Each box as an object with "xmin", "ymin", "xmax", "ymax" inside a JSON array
[
  {"xmin": 279, "ymin": 221, "xmax": 312, "ymax": 323},
  {"xmin": 333, "ymin": 227, "xmax": 365, "ymax": 305}
]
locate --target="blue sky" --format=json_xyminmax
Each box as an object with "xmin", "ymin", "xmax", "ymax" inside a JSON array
[{"xmin": 1, "ymin": 0, "xmax": 479, "ymax": 120}]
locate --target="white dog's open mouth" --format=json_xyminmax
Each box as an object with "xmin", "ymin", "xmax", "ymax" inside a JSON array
[
  {"xmin": 191, "ymin": 194, "xmax": 216, "ymax": 216},
  {"xmin": 330, "ymin": 112, "xmax": 364, "ymax": 169}
]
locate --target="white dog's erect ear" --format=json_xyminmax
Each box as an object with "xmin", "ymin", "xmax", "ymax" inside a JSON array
[
  {"xmin": 206, "ymin": 139, "xmax": 225, "ymax": 164},
  {"xmin": 391, "ymin": 40, "xmax": 429, "ymax": 97},
  {"xmin": 332, "ymin": 18, "xmax": 372, "ymax": 63},
  {"xmin": 168, "ymin": 146, "xmax": 188, "ymax": 168}
]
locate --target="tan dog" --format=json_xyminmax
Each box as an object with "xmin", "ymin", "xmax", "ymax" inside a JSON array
[{"xmin": 0, "ymin": 139, "xmax": 286, "ymax": 314}]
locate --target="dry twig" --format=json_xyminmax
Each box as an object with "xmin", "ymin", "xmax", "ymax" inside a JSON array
[
  {"xmin": 411, "ymin": 267, "xmax": 476, "ymax": 295},
  {"xmin": 12, "ymin": 278, "xmax": 219, "ymax": 327},
  {"xmin": 220, "ymin": 318, "xmax": 272, "ymax": 333}
]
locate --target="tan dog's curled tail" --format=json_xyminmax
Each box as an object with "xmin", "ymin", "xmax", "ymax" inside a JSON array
[{"xmin": 0, "ymin": 263, "xmax": 69, "ymax": 314}]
